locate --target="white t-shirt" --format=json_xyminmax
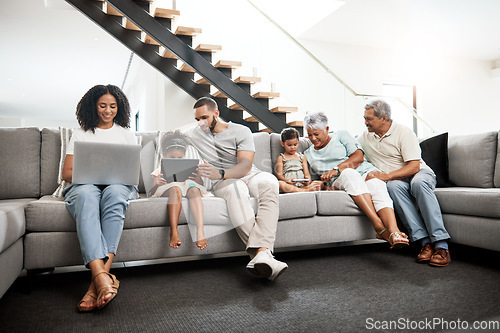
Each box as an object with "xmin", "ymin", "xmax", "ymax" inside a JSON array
[
  {"xmin": 358, "ymin": 122, "xmax": 431, "ymax": 173},
  {"xmin": 66, "ymin": 123, "xmax": 137, "ymax": 155}
]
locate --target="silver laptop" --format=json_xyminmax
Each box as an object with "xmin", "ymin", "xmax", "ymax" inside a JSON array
[
  {"xmin": 161, "ymin": 158, "xmax": 199, "ymax": 183},
  {"xmin": 73, "ymin": 141, "xmax": 141, "ymax": 185}
]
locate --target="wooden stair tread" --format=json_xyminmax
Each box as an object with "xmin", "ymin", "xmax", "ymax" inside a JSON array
[
  {"xmin": 287, "ymin": 121, "xmax": 303, "ymax": 127},
  {"xmin": 175, "ymin": 26, "xmax": 202, "ymax": 36},
  {"xmin": 253, "ymin": 91, "xmax": 280, "ymax": 99},
  {"xmin": 271, "ymin": 106, "xmax": 298, "ymax": 113},
  {"xmin": 124, "ymin": 18, "xmax": 140, "ymax": 31},
  {"xmin": 215, "ymin": 60, "xmax": 242, "ymax": 69},
  {"xmin": 143, "ymin": 34, "xmax": 160, "ymax": 46},
  {"xmin": 103, "ymin": 3, "xmax": 122, "ymax": 16},
  {"xmin": 179, "ymin": 63, "xmax": 195, "ymax": 73},
  {"xmin": 154, "ymin": 7, "xmax": 180, "ymax": 18},
  {"xmin": 260, "ymin": 128, "xmax": 273, "ymax": 133},
  {"xmin": 213, "ymin": 91, "xmax": 228, "ymax": 98},
  {"xmin": 161, "ymin": 48, "xmax": 177, "ymax": 59},
  {"xmin": 234, "ymin": 76, "xmax": 261, "ymax": 84},
  {"xmin": 229, "ymin": 104, "xmax": 243, "ymax": 111},
  {"xmin": 195, "ymin": 77, "xmax": 210, "ymax": 85},
  {"xmin": 244, "ymin": 116, "xmax": 259, "ymax": 123},
  {"xmin": 195, "ymin": 44, "xmax": 222, "ymax": 52}
]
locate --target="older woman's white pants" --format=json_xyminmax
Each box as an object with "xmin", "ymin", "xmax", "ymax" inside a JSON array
[{"xmin": 333, "ymin": 168, "xmax": 393, "ymax": 212}]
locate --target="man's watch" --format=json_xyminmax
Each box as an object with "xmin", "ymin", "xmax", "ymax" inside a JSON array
[
  {"xmin": 219, "ymin": 168, "xmax": 225, "ymax": 180},
  {"xmin": 333, "ymin": 167, "xmax": 341, "ymax": 180}
]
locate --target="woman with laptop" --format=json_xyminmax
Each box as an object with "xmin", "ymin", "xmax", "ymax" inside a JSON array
[{"xmin": 61, "ymin": 84, "xmax": 138, "ymax": 312}]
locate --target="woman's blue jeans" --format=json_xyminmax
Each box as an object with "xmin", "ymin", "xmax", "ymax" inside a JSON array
[{"xmin": 63, "ymin": 184, "xmax": 138, "ymax": 267}]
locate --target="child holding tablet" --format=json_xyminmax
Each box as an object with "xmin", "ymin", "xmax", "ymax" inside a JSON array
[
  {"xmin": 276, "ymin": 128, "xmax": 322, "ymax": 193},
  {"xmin": 150, "ymin": 130, "xmax": 209, "ymax": 249}
]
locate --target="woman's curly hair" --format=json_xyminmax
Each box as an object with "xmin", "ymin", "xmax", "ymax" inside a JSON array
[
  {"xmin": 76, "ymin": 84, "xmax": 131, "ymax": 133},
  {"xmin": 160, "ymin": 130, "xmax": 190, "ymax": 156}
]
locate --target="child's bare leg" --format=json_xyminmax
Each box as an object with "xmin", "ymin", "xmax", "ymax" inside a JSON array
[
  {"xmin": 303, "ymin": 180, "xmax": 322, "ymax": 191},
  {"xmin": 167, "ymin": 187, "xmax": 182, "ymax": 248},
  {"xmin": 186, "ymin": 187, "xmax": 207, "ymax": 250}
]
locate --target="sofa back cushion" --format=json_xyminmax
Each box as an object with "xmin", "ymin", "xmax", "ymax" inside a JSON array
[
  {"xmin": 0, "ymin": 127, "xmax": 41, "ymax": 199},
  {"xmin": 448, "ymin": 131, "xmax": 498, "ymax": 188},
  {"xmin": 495, "ymin": 131, "xmax": 500, "ymax": 188},
  {"xmin": 40, "ymin": 128, "xmax": 61, "ymax": 196},
  {"xmin": 270, "ymin": 133, "xmax": 312, "ymax": 176},
  {"xmin": 252, "ymin": 132, "xmax": 272, "ymax": 173}
]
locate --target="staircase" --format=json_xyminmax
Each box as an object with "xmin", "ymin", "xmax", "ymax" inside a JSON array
[{"xmin": 66, "ymin": 0, "xmax": 303, "ymax": 134}]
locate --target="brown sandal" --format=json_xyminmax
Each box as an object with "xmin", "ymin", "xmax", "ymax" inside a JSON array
[
  {"xmin": 375, "ymin": 227, "xmax": 388, "ymax": 241},
  {"xmin": 92, "ymin": 270, "xmax": 119, "ymax": 310},
  {"xmin": 388, "ymin": 232, "xmax": 409, "ymax": 250},
  {"xmin": 77, "ymin": 290, "xmax": 97, "ymax": 312}
]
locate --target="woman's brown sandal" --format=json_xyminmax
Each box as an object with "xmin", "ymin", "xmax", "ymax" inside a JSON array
[
  {"xmin": 388, "ymin": 232, "xmax": 409, "ymax": 250},
  {"xmin": 92, "ymin": 270, "xmax": 119, "ymax": 310},
  {"xmin": 375, "ymin": 227, "xmax": 388, "ymax": 241},
  {"xmin": 77, "ymin": 290, "xmax": 97, "ymax": 312}
]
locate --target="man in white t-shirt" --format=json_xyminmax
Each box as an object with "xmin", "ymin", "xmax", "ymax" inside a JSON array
[
  {"xmin": 186, "ymin": 97, "xmax": 287, "ymax": 281},
  {"xmin": 358, "ymin": 100, "xmax": 451, "ymax": 267}
]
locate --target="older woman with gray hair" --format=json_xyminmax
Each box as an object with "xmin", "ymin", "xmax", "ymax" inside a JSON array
[{"xmin": 303, "ymin": 111, "xmax": 408, "ymax": 249}]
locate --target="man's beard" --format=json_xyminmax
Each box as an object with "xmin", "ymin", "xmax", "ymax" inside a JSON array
[{"xmin": 209, "ymin": 117, "xmax": 217, "ymax": 132}]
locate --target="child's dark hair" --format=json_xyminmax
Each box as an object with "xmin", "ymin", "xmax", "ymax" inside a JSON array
[
  {"xmin": 161, "ymin": 130, "xmax": 190, "ymax": 155},
  {"xmin": 280, "ymin": 127, "xmax": 300, "ymax": 142},
  {"xmin": 76, "ymin": 84, "xmax": 131, "ymax": 133}
]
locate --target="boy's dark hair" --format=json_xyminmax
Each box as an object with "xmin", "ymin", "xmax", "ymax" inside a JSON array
[
  {"xmin": 161, "ymin": 130, "xmax": 190, "ymax": 155},
  {"xmin": 76, "ymin": 84, "xmax": 131, "ymax": 133},
  {"xmin": 193, "ymin": 97, "xmax": 218, "ymax": 111},
  {"xmin": 280, "ymin": 127, "xmax": 300, "ymax": 142}
]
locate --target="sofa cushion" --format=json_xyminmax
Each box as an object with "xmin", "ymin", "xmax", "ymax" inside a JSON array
[
  {"xmin": 136, "ymin": 132, "xmax": 158, "ymax": 194},
  {"xmin": 420, "ymin": 132, "xmax": 454, "ymax": 187},
  {"xmin": 278, "ymin": 192, "xmax": 317, "ymax": 220},
  {"xmin": 435, "ymin": 187, "xmax": 500, "ymax": 219},
  {"xmin": 41, "ymin": 128, "xmax": 63, "ymax": 196},
  {"xmin": 448, "ymin": 132, "xmax": 498, "ymax": 188},
  {"xmin": 0, "ymin": 127, "xmax": 41, "ymax": 199},
  {"xmin": 270, "ymin": 133, "xmax": 312, "ymax": 176},
  {"xmin": 252, "ymin": 132, "xmax": 272, "ymax": 173},
  {"xmin": 495, "ymin": 131, "xmax": 500, "ymax": 188},
  {"xmin": 0, "ymin": 199, "xmax": 32, "ymax": 252},
  {"xmin": 315, "ymin": 191, "xmax": 364, "ymax": 216},
  {"xmin": 25, "ymin": 195, "xmax": 258, "ymax": 232}
]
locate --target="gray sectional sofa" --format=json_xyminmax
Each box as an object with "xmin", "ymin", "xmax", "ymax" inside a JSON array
[{"xmin": 1, "ymin": 127, "xmax": 499, "ymax": 299}]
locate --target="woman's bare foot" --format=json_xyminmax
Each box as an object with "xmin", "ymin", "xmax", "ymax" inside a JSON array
[
  {"xmin": 78, "ymin": 282, "xmax": 97, "ymax": 312},
  {"xmin": 93, "ymin": 272, "xmax": 118, "ymax": 309},
  {"xmin": 169, "ymin": 231, "xmax": 182, "ymax": 248}
]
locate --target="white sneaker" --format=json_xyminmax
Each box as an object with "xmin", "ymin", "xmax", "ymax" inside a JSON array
[{"xmin": 246, "ymin": 249, "xmax": 288, "ymax": 281}]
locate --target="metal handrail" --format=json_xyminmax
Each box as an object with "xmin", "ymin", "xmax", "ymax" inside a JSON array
[{"xmin": 247, "ymin": 0, "xmax": 437, "ymax": 133}]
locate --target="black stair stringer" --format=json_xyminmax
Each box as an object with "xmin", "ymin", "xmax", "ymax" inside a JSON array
[{"xmin": 66, "ymin": 0, "xmax": 286, "ymax": 133}]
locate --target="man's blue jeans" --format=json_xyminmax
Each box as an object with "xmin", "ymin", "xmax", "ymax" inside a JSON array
[
  {"xmin": 63, "ymin": 184, "xmax": 138, "ymax": 266},
  {"xmin": 386, "ymin": 169, "xmax": 450, "ymax": 243}
]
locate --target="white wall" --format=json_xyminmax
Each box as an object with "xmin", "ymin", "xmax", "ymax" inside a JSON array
[
  {"xmin": 116, "ymin": 0, "xmax": 500, "ymax": 136},
  {"xmin": 0, "ymin": 117, "xmax": 78, "ymax": 129},
  {"xmin": 301, "ymin": 41, "xmax": 500, "ymax": 136},
  {"xmin": 123, "ymin": 56, "xmax": 196, "ymax": 132}
]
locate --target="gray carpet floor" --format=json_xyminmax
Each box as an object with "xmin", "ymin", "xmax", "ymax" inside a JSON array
[{"xmin": 1, "ymin": 243, "xmax": 499, "ymax": 332}]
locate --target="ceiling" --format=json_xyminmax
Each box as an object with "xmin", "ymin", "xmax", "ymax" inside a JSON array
[
  {"xmin": 1, "ymin": 0, "xmax": 500, "ymax": 125},
  {"xmin": 298, "ymin": 0, "xmax": 500, "ymax": 60}
]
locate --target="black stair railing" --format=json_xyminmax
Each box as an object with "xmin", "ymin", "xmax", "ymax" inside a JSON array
[{"xmin": 66, "ymin": 0, "xmax": 290, "ymax": 133}]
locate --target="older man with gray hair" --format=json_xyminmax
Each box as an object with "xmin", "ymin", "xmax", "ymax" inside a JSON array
[{"xmin": 358, "ymin": 100, "xmax": 451, "ymax": 267}]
